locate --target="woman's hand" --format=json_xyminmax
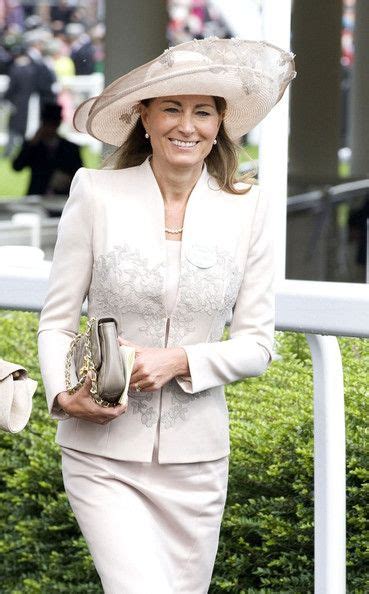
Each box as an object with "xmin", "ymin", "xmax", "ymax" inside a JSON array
[
  {"xmin": 56, "ymin": 372, "xmax": 127, "ymax": 425},
  {"xmin": 118, "ymin": 337, "xmax": 190, "ymax": 392}
]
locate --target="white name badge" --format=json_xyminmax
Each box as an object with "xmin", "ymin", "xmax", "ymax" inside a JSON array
[{"xmin": 185, "ymin": 244, "xmax": 217, "ymax": 268}]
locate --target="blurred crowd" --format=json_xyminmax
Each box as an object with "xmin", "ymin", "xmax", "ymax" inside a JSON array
[
  {"xmin": 167, "ymin": 0, "xmax": 232, "ymax": 45},
  {"xmin": 0, "ymin": 0, "xmax": 233, "ymax": 158},
  {"xmin": 0, "ymin": 0, "xmax": 104, "ymax": 155},
  {"xmin": 0, "ymin": 1, "xmax": 104, "ymax": 75}
]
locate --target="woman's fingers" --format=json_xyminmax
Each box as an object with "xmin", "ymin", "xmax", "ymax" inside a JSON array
[
  {"xmin": 70, "ymin": 371, "xmax": 127, "ymax": 423},
  {"xmin": 129, "ymin": 376, "xmax": 156, "ymax": 393},
  {"xmin": 118, "ymin": 336, "xmax": 137, "ymax": 348},
  {"xmin": 82, "ymin": 370, "xmax": 93, "ymax": 394},
  {"xmin": 78, "ymin": 402, "xmax": 126, "ymax": 424}
]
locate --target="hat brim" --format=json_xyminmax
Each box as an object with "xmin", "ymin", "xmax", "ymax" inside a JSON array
[
  {"xmin": 73, "ymin": 96, "xmax": 99, "ymax": 135},
  {"xmin": 73, "ymin": 38, "xmax": 296, "ymax": 146}
]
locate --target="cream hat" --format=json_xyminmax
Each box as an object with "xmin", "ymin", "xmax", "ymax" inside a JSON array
[
  {"xmin": 0, "ymin": 359, "xmax": 36, "ymax": 433},
  {"xmin": 74, "ymin": 37, "xmax": 296, "ymax": 146}
]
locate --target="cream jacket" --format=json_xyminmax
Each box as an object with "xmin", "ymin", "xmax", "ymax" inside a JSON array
[{"xmin": 37, "ymin": 157, "xmax": 274, "ymax": 463}]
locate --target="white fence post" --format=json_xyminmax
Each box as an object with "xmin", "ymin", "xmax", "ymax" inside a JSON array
[
  {"xmin": 306, "ymin": 334, "xmax": 346, "ymax": 594},
  {"xmin": 11, "ymin": 213, "xmax": 41, "ymax": 248}
]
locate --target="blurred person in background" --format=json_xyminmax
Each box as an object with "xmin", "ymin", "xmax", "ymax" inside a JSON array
[
  {"xmin": 3, "ymin": 43, "xmax": 36, "ymax": 156},
  {"xmin": 47, "ymin": 37, "xmax": 75, "ymax": 125},
  {"xmin": 6, "ymin": 0, "xmax": 24, "ymax": 31},
  {"xmin": 25, "ymin": 28, "xmax": 58, "ymax": 108},
  {"xmin": 89, "ymin": 21, "xmax": 105, "ymax": 73},
  {"xmin": 48, "ymin": 36, "xmax": 74, "ymax": 78},
  {"xmin": 12, "ymin": 102, "xmax": 82, "ymax": 199},
  {"xmin": 167, "ymin": 0, "xmax": 232, "ymax": 45},
  {"xmin": 22, "ymin": 1, "xmax": 37, "ymax": 19},
  {"xmin": 23, "ymin": 13, "xmax": 43, "ymax": 31},
  {"xmin": 0, "ymin": 0, "xmax": 9, "ymax": 32},
  {"xmin": 51, "ymin": 28, "xmax": 72, "ymax": 54},
  {"xmin": 0, "ymin": 38, "xmax": 12, "ymax": 73},
  {"xmin": 69, "ymin": 5, "xmax": 90, "ymax": 27},
  {"xmin": 50, "ymin": 0, "xmax": 73, "ymax": 26},
  {"xmin": 349, "ymin": 197, "xmax": 369, "ymax": 269},
  {"xmin": 65, "ymin": 22, "xmax": 95, "ymax": 75}
]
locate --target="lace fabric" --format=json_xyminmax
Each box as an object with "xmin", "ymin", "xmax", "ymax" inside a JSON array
[
  {"xmin": 156, "ymin": 37, "xmax": 296, "ymax": 95},
  {"xmin": 87, "ymin": 240, "xmax": 243, "ymax": 428}
]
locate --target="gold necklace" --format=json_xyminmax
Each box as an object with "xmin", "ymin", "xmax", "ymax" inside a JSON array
[{"xmin": 165, "ymin": 226, "xmax": 184, "ymax": 234}]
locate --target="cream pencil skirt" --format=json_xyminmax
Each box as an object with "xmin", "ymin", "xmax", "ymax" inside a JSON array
[{"xmin": 61, "ymin": 425, "xmax": 229, "ymax": 594}]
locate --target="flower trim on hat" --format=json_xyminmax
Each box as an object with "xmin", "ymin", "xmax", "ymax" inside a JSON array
[
  {"xmin": 118, "ymin": 104, "xmax": 140, "ymax": 125},
  {"xmin": 156, "ymin": 37, "xmax": 295, "ymax": 98},
  {"xmin": 159, "ymin": 48, "xmax": 175, "ymax": 68}
]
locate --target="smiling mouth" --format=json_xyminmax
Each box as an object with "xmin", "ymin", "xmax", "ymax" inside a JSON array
[{"xmin": 169, "ymin": 138, "xmax": 199, "ymax": 148}]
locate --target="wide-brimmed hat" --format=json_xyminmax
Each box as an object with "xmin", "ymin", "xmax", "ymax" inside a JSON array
[
  {"xmin": 0, "ymin": 359, "xmax": 37, "ymax": 433},
  {"xmin": 74, "ymin": 37, "xmax": 296, "ymax": 146}
]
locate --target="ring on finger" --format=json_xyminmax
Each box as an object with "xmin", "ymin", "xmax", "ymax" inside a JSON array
[{"xmin": 135, "ymin": 382, "xmax": 141, "ymax": 393}]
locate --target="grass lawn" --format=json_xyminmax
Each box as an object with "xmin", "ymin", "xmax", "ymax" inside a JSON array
[
  {"xmin": 239, "ymin": 144, "xmax": 258, "ymax": 165},
  {"xmin": 0, "ymin": 146, "xmax": 101, "ymax": 198},
  {"xmin": 0, "ymin": 157, "xmax": 29, "ymax": 197}
]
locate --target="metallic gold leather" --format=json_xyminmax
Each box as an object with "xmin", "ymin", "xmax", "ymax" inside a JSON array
[{"xmin": 66, "ymin": 317, "xmax": 125, "ymax": 406}]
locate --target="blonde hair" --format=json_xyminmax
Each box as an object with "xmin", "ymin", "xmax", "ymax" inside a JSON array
[{"xmin": 104, "ymin": 97, "xmax": 255, "ymax": 195}]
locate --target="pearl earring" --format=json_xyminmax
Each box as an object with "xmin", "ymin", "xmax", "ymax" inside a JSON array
[
  {"xmin": 145, "ymin": 132, "xmax": 150, "ymax": 139},
  {"xmin": 213, "ymin": 138, "xmax": 217, "ymax": 145}
]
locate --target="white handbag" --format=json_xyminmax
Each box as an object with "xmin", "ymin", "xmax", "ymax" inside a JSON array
[{"xmin": 0, "ymin": 359, "xmax": 37, "ymax": 433}]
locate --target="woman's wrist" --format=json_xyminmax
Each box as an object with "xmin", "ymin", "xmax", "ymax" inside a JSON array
[
  {"xmin": 171, "ymin": 347, "xmax": 190, "ymax": 377},
  {"xmin": 56, "ymin": 391, "xmax": 71, "ymax": 415}
]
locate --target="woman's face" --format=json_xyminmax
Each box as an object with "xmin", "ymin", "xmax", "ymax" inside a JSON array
[{"xmin": 140, "ymin": 95, "xmax": 223, "ymax": 170}]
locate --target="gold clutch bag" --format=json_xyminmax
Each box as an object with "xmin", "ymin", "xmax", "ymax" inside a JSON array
[{"xmin": 65, "ymin": 316, "xmax": 125, "ymax": 408}]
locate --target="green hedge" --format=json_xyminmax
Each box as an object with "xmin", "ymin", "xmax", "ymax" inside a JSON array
[{"xmin": 0, "ymin": 311, "xmax": 368, "ymax": 593}]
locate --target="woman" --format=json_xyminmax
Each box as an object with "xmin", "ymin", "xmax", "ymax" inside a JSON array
[{"xmin": 38, "ymin": 38, "xmax": 296, "ymax": 593}]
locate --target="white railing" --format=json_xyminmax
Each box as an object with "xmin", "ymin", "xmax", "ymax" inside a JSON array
[
  {"xmin": 0, "ymin": 217, "xmax": 58, "ymax": 242},
  {"xmin": 1, "ymin": 274, "xmax": 368, "ymax": 593},
  {"xmin": 277, "ymin": 280, "xmax": 369, "ymax": 593},
  {"xmin": 0, "ymin": 72, "xmax": 104, "ymax": 101}
]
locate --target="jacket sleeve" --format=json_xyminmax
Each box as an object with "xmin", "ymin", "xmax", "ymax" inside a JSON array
[
  {"xmin": 12, "ymin": 141, "xmax": 34, "ymax": 171},
  {"xmin": 176, "ymin": 187, "xmax": 275, "ymax": 394},
  {"xmin": 37, "ymin": 168, "xmax": 93, "ymax": 418}
]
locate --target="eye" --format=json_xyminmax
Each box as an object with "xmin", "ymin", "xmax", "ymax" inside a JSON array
[
  {"xmin": 196, "ymin": 111, "xmax": 211, "ymax": 117},
  {"xmin": 164, "ymin": 107, "xmax": 179, "ymax": 113}
]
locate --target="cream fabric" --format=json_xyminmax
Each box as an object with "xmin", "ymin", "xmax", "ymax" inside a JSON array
[
  {"xmin": 38, "ymin": 157, "xmax": 275, "ymax": 463},
  {"xmin": 61, "ymin": 433, "xmax": 229, "ymax": 593},
  {"xmin": 0, "ymin": 360, "xmax": 37, "ymax": 433},
  {"xmin": 73, "ymin": 37, "xmax": 296, "ymax": 146},
  {"xmin": 165, "ymin": 240, "xmax": 182, "ymax": 316}
]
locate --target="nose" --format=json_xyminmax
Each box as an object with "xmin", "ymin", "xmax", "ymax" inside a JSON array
[{"xmin": 177, "ymin": 112, "xmax": 196, "ymax": 135}]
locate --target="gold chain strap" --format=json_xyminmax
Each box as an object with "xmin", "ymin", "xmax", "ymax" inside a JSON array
[{"xmin": 65, "ymin": 317, "xmax": 118, "ymax": 408}]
